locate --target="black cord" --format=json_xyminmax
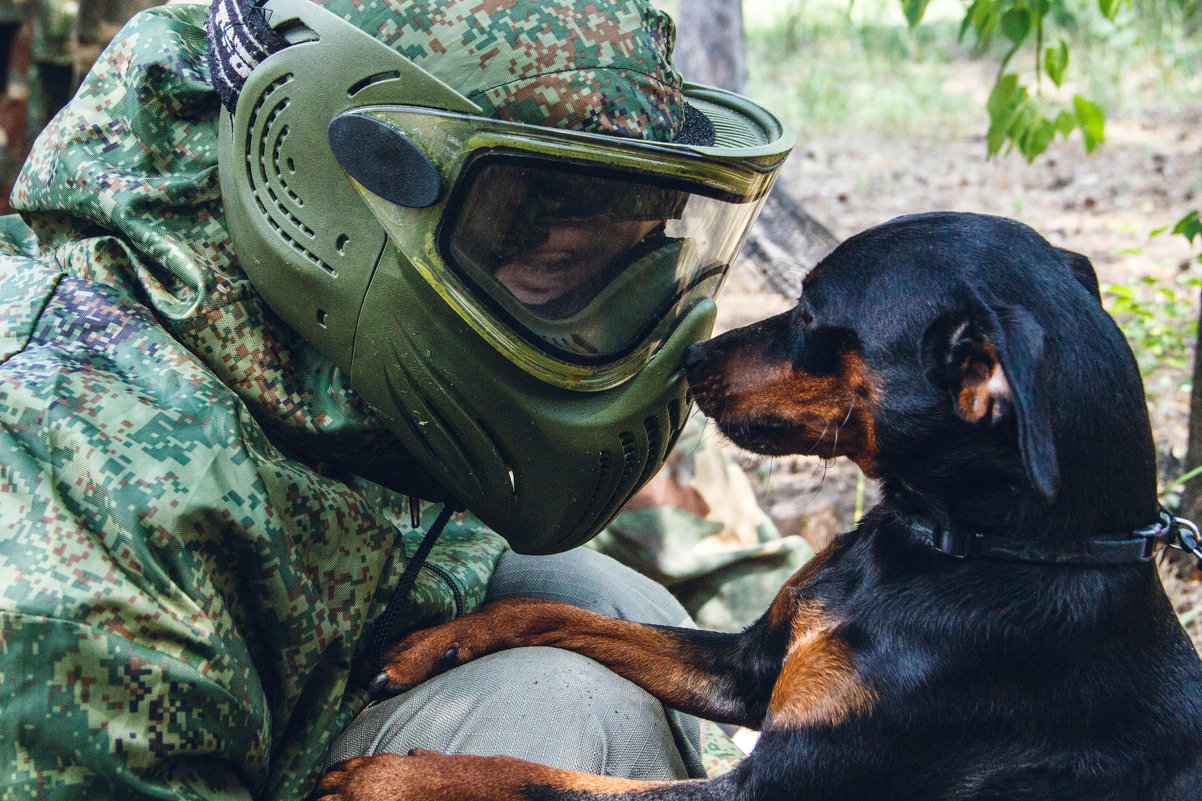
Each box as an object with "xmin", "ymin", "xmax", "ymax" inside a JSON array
[{"xmin": 368, "ymin": 503, "xmax": 458, "ymax": 673}]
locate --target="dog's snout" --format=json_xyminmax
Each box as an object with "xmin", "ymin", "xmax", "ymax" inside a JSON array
[{"xmin": 682, "ymin": 342, "xmax": 707, "ymax": 371}]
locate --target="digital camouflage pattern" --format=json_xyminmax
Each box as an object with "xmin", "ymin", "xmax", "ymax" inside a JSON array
[
  {"xmin": 314, "ymin": 0, "xmax": 683, "ymax": 141},
  {"xmin": 0, "ymin": 3, "xmax": 786, "ymax": 798},
  {"xmin": 0, "ymin": 6, "xmax": 508, "ymax": 799}
]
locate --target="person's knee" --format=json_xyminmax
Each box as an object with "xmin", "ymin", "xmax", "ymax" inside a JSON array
[
  {"xmin": 327, "ymin": 647, "xmax": 691, "ymax": 780},
  {"xmin": 485, "ymin": 548, "xmax": 692, "ymax": 627}
]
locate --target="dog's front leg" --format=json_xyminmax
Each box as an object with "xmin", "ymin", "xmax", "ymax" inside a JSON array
[
  {"xmin": 373, "ymin": 597, "xmax": 786, "ymax": 728},
  {"xmin": 315, "ymin": 750, "xmax": 743, "ymax": 801}
]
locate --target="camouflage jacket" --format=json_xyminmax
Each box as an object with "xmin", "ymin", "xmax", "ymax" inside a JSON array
[
  {"xmin": 0, "ymin": 4, "xmax": 803, "ymax": 797},
  {"xmin": 0, "ymin": 6, "xmax": 508, "ymax": 799}
]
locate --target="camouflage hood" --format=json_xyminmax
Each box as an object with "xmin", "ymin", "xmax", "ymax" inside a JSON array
[
  {"xmin": 11, "ymin": 4, "xmax": 399, "ymax": 472},
  {"xmin": 0, "ymin": 7, "xmax": 507, "ymax": 798},
  {"xmin": 315, "ymin": 0, "xmax": 684, "ymax": 139}
]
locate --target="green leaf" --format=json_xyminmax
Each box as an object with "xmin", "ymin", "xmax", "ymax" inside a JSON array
[
  {"xmin": 1053, "ymin": 110, "xmax": 1076, "ymax": 136},
  {"xmin": 1073, "ymin": 95, "xmax": 1105, "ymax": 152},
  {"xmin": 902, "ymin": 0, "xmax": 933, "ymax": 26},
  {"xmin": 1171, "ymin": 210, "xmax": 1202, "ymax": 244},
  {"xmin": 986, "ymin": 75, "xmax": 1026, "ymax": 155},
  {"xmin": 987, "ymin": 73, "xmax": 1022, "ymax": 117},
  {"xmin": 959, "ymin": 0, "xmax": 985, "ymax": 41},
  {"xmin": 1022, "ymin": 117, "xmax": 1056, "ymax": 160},
  {"xmin": 1096, "ymin": 0, "xmax": 1127, "ymax": 20},
  {"xmin": 1010, "ymin": 101, "xmax": 1041, "ymax": 157},
  {"xmin": 1044, "ymin": 39, "xmax": 1069, "ymax": 87},
  {"xmin": 1001, "ymin": 7, "xmax": 1032, "ymax": 45}
]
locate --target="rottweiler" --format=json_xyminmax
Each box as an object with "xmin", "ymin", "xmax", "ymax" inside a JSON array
[{"xmin": 316, "ymin": 212, "xmax": 1202, "ymax": 801}]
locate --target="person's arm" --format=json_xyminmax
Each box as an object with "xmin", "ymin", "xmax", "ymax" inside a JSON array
[
  {"xmin": 0, "ymin": 611, "xmax": 260, "ymax": 800},
  {"xmin": 0, "ymin": 248, "xmax": 362, "ymax": 800}
]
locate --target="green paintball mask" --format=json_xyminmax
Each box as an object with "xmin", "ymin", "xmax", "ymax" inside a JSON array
[{"xmin": 212, "ymin": 0, "xmax": 794, "ymax": 553}]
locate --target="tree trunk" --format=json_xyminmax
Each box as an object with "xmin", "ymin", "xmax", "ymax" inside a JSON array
[
  {"xmin": 1180, "ymin": 290, "xmax": 1202, "ymax": 525},
  {"xmin": 674, "ymin": 0, "xmax": 746, "ymax": 93},
  {"xmin": 675, "ymin": 0, "xmax": 839, "ymax": 298}
]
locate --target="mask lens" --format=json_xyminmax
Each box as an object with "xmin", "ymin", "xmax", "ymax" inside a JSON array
[{"xmin": 441, "ymin": 155, "xmax": 759, "ymax": 364}]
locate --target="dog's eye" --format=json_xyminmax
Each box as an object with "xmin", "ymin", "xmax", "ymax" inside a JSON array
[{"xmin": 796, "ymin": 306, "xmax": 815, "ymax": 328}]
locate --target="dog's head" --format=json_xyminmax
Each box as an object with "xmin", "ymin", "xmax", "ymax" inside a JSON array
[{"xmin": 685, "ymin": 212, "xmax": 1158, "ymax": 536}]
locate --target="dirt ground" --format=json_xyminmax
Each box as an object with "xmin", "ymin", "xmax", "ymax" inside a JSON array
[{"xmin": 713, "ymin": 99, "xmax": 1202, "ymax": 651}]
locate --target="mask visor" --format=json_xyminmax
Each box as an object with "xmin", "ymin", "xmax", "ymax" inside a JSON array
[
  {"xmin": 338, "ymin": 105, "xmax": 789, "ymax": 390},
  {"xmin": 440, "ymin": 154, "xmax": 759, "ymax": 365}
]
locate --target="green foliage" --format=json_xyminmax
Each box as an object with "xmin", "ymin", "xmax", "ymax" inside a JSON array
[
  {"xmin": 1103, "ymin": 273, "xmax": 1200, "ymax": 401},
  {"xmin": 1101, "ymin": 219, "xmax": 1201, "ymax": 467},
  {"xmin": 1044, "ymin": 37, "xmax": 1069, "ymax": 85},
  {"xmin": 906, "ymin": 0, "xmax": 1124, "ymax": 160},
  {"xmin": 1172, "ymin": 210, "xmax": 1202, "ymax": 247}
]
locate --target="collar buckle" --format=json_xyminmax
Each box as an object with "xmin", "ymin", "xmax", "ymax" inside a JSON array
[
  {"xmin": 1130, "ymin": 506, "xmax": 1201, "ymax": 565},
  {"xmin": 1163, "ymin": 508, "xmax": 1202, "ymax": 568},
  {"xmin": 927, "ymin": 526, "xmax": 979, "ymax": 559}
]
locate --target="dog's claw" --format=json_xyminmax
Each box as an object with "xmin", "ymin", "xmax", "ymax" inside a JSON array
[
  {"xmin": 369, "ymin": 672, "xmax": 408, "ymax": 697},
  {"xmin": 368, "ymin": 672, "xmax": 389, "ymax": 695}
]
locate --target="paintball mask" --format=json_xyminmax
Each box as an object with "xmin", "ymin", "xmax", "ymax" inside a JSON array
[{"xmin": 210, "ymin": 0, "xmax": 794, "ymax": 553}]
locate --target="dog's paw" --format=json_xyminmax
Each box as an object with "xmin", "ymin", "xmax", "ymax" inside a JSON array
[
  {"xmin": 311, "ymin": 754, "xmax": 412, "ymax": 800},
  {"xmin": 313, "ymin": 751, "xmax": 514, "ymax": 801},
  {"xmin": 370, "ymin": 617, "xmax": 485, "ymax": 695}
]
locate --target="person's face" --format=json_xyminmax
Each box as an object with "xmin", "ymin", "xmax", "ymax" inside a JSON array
[{"xmin": 494, "ymin": 218, "xmax": 660, "ymax": 306}]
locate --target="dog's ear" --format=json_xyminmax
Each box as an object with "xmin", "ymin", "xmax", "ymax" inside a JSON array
[
  {"xmin": 923, "ymin": 302, "xmax": 1059, "ymax": 502},
  {"xmin": 1055, "ymin": 247, "xmax": 1102, "ymax": 302}
]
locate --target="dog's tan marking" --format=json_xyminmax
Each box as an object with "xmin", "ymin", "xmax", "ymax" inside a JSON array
[
  {"xmin": 956, "ymin": 341, "xmax": 1011, "ymax": 424},
  {"xmin": 765, "ymin": 601, "xmax": 874, "ymax": 730},
  {"xmin": 380, "ymin": 598, "xmax": 740, "ymax": 723},
  {"xmin": 715, "ymin": 347, "xmax": 881, "ymax": 472},
  {"xmin": 764, "ymin": 542, "xmax": 836, "ymax": 633},
  {"xmin": 315, "ymin": 752, "xmax": 677, "ymax": 801}
]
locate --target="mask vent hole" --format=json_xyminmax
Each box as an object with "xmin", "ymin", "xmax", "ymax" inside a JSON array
[
  {"xmin": 245, "ymin": 75, "xmax": 336, "ymax": 278},
  {"xmin": 668, "ymin": 399, "xmax": 682, "ymax": 435},
  {"xmin": 636, "ymin": 416, "xmax": 662, "ymax": 488},
  {"xmin": 316, "ymin": 309, "xmax": 328, "ymax": 327},
  {"xmin": 348, "ymin": 70, "xmax": 402, "ymax": 97},
  {"xmin": 617, "ymin": 431, "xmax": 641, "ymax": 489},
  {"xmin": 276, "ymin": 18, "xmax": 318, "ymax": 45},
  {"xmin": 663, "ymin": 400, "xmax": 687, "ymax": 456},
  {"xmin": 567, "ymin": 449, "xmax": 614, "ymax": 547},
  {"xmin": 336, "ymin": 234, "xmax": 349, "ymax": 255}
]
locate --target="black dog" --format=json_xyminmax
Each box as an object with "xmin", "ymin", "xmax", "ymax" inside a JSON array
[{"xmin": 316, "ymin": 212, "xmax": 1202, "ymax": 801}]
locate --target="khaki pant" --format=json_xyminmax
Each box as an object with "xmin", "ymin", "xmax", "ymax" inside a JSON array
[{"xmin": 326, "ymin": 548, "xmax": 706, "ymax": 780}]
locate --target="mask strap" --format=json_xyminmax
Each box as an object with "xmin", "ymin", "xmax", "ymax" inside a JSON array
[
  {"xmin": 206, "ymin": 0, "xmax": 289, "ymax": 113},
  {"xmin": 366, "ymin": 502, "xmax": 461, "ymax": 680}
]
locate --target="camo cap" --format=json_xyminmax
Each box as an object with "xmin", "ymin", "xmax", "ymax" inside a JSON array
[
  {"xmin": 209, "ymin": 0, "xmax": 685, "ymax": 141},
  {"xmin": 320, "ymin": 0, "xmax": 683, "ymax": 141}
]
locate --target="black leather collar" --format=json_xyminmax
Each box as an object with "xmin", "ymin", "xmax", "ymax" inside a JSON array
[{"xmin": 909, "ymin": 506, "xmax": 1202, "ymax": 566}]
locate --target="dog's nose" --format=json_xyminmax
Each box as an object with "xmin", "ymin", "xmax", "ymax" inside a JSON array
[{"xmin": 682, "ymin": 342, "xmax": 705, "ymax": 371}]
